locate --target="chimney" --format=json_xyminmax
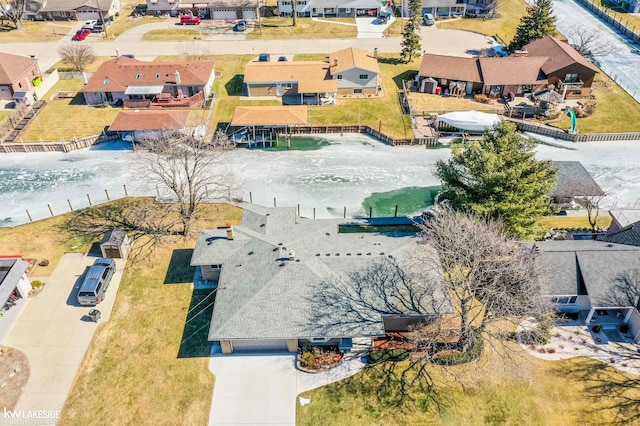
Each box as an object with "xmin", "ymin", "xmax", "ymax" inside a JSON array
[
  {"xmin": 226, "ymin": 224, "xmax": 234, "ymax": 240},
  {"xmin": 116, "ymin": 49, "xmax": 120, "ymax": 57},
  {"xmin": 333, "ymin": 57, "xmax": 338, "ymax": 67},
  {"xmin": 514, "ymin": 49, "xmax": 528, "ymax": 57},
  {"xmin": 81, "ymin": 72, "xmax": 88, "ymax": 85},
  {"xmin": 174, "ymin": 70, "xmax": 181, "ymax": 85},
  {"xmin": 288, "ymin": 250, "xmax": 295, "ymax": 261},
  {"xmin": 373, "ymin": 48, "xmax": 378, "ymax": 58}
]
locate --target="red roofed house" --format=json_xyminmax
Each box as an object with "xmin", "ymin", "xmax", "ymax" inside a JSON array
[
  {"xmin": 81, "ymin": 57, "xmax": 215, "ymax": 108},
  {"xmin": 0, "ymin": 52, "xmax": 43, "ymax": 104}
]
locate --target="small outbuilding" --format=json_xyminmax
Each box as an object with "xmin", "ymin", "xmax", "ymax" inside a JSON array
[
  {"xmin": 0, "ymin": 257, "xmax": 32, "ymax": 307},
  {"xmin": 100, "ymin": 227, "xmax": 131, "ymax": 259}
]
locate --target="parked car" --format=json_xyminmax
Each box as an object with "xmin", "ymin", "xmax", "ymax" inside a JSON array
[
  {"xmin": 423, "ymin": 13, "xmax": 435, "ymax": 26},
  {"xmin": 82, "ymin": 19, "xmax": 98, "ymax": 29},
  {"xmin": 180, "ymin": 15, "xmax": 201, "ymax": 25},
  {"xmin": 236, "ymin": 20, "xmax": 246, "ymax": 31},
  {"xmin": 258, "ymin": 53, "xmax": 270, "ymax": 62},
  {"xmin": 121, "ymin": 54, "xmax": 136, "ymax": 58},
  {"xmin": 277, "ymin": 56, "xmax": 288, "ymax": 62},
  {"xmin": 76, "ymin": 258, "xmax": 116, "ymax": 306},
  {"xmin": 72, "ymin": 29, "xmax": 91, "ymax": 41},
  {"xmin": 377, "ymin": 12, "xmax": 391, "ymax": 24}
]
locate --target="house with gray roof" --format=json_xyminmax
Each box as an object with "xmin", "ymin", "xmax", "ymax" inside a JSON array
[
  {"xmin": 550, "ymin": 161, "xmax": 604, "ymax": 206},
  {"xmin": 0, "ymin": 258, "xmax": 32, "ymax": 310},
  {"xmin": 536, "ymin": 240, "xmax": 640, "ymax": 342},
  {"xmin": 190, "ymin": 205, "xmax": 450, "ymax": 353}
]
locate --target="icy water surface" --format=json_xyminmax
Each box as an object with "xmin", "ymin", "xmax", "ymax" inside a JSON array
[{"xmin": 1, "ymin": 134, "xmax": 640, "ymax": 226}]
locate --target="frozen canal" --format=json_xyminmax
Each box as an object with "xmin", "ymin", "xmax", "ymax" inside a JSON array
[
  {"xmin": 551, "ymin": 0, "xmax": 640, "ymax": 102},
  {"xmin": 1, "ymin": 133, "xmax": 640, "ymax": 226}
]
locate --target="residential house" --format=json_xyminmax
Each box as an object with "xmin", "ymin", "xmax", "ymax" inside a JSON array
[
  {"xmin": 243, "ymin": 61, "xmax": 338, "ymax": 105},
  {"xmin": 604, "ymin": 215, "xmax": 640, "ymax": 246},
  {"xmin": 536, "ymin": 240, "xmax": 640, "ymax": 342},
  {"xmin": 418, "ymin": 53, "xmax": 548, "ymax": 97},
  {"xmin": 0, "ymin": 52, "xmax": 43, "ymax": 104},
  {"xmin": 81, "ymin": 57, "xmax": 215, "ymax": 108},
  {"xmin": 409, "ymin": 0, "xmax": 495, "ymax": 18},
  {"xmin": 523, "ymin": 36, "xmax": 599, "ymax": 97},
  {"xmin": 330, "ymin": 47, "xmax": 382, "ymax": 96},
  {"xmin": 550, "ymin": 161, "xmax": 604, "ymax": 207},
  {"xmin": 277, "ymin": 0, "xmax": 381, "ymax": 17},
  {"xmin": 243, "ymin": 48, "xmax": 381, "ymax": 103},
  {"xmin": 0, "ymin": 258, "xmax": 32, "ymax": 309},
  {"xmin": 30, "ymin": 0, "xmax": 122, "ymax": 21},
  {"xmin": 145, "ymin": 0, "xmax": 258, "ymax": 19},
  {"xmin": 190, "ymin": 204, "xmax": 451, "ymax": 353}
]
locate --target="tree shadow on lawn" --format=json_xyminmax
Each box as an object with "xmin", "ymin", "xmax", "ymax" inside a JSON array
[
  {"xmin": 392, "ymin": 70, "xmax": 418, "ymax": 91},
  {"xmin": 177, "ymin": 288, "xmax": 216, "ymax": 358},
  {"xmin": 224, "ymin": 74, "xmax": 244, "ymax": 96},
  {"xmin": 164, "ymin": 248, "xmax": 195, "ymax": 284},
  {"xmin": 551, "ymin": 356, "xmax": 640, "ymax": 425}
]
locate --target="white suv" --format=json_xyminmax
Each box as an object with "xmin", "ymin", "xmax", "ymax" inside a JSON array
[{"xmin": 82, "ymin": 20, "xmax": 98, "ymax": 29}]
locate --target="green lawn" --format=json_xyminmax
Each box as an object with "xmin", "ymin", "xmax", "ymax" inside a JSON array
[
  {"xmin": 438, "ymin": 0, "xmax": 529, "ymax": 41},
  {"xmin": 247, "ymin": 17, "xmax": 357, "ymax": 39},
  {"xmin": 19, "ymin": 79, "xmax": 120, "ymax": 142},
  {"xmin": 60, "ymin": 201, "xmax": 242, "ymax": 425},
  {"xmin": 298, "ymin": 340, "xmax": 640, "ymax": 425},
  {"xmin": 142, "ymin": 29, "xmax": 204, "ymax": 41}
]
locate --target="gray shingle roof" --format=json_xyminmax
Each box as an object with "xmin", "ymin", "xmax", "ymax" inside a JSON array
[
  {"xmin": 190, "ymin": 205, "xmax": 449, "ymax": 340},
  {"xmin": 550, "ymin": 161, "xmax": 604, "ymax": 199},
  {"xmin": 604, "ymin": 222, "xmax": 640, "ymax": 247},
  {"xmin": 0, "ymin": 258, "xmax": 28, "ymax": 305},
  {"xmin": 535, "ymin": 240, "xmax": 640, "ymax": 306}
]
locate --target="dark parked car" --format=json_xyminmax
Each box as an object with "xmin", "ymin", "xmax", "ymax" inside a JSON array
[
  {"xmin": 377, "ymin": 12, "xmax": 391, "ymax": 24},
  {"xmin": 258, "ymin": 53, "xmax": 270, "ymax": 62},
  {"xmin": 236, "ymin": 20, "xmax": 246, "ymax": 31},
  {"xmin": 277, "ymin": 56, "xmax": 288, "ymax": 62},
  {"xmin": 72, "ymin": 29, "xmax": 91, "ymax": 41}
]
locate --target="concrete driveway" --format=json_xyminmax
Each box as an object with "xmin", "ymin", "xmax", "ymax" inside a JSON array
[
  {"xmin": 356, "ymin": 16, "xmax": 392, "ymax": 39},
  {"xmin": 2, "ymin": 253, "xmax": 125, "ymax": 422},
  {"xmin": 208, "ymin": 353, "xmax": 365, "ymax": 425}
]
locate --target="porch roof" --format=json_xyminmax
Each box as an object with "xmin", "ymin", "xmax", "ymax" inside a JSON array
[
  {"xmin": 231, "ymin": 106, "xmax": 309, "ymax": 126},
  {"xmin": 124, "ymin": 85, "xmax": 164, "ymax": 95}
]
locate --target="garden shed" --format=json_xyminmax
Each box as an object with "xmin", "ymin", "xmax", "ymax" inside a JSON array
[{"xmin": 99, "ymin": 227, "xmax": 130, "ymax": 259}]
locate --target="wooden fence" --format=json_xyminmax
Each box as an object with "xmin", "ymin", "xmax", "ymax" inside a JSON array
[
  {"xmin": 0, "ymin": 134, "xmax": 120, "ymax": 153},
  {"xmin": 575, "ymin": 0, "xmax": 640, "ymax": 44},
  {"xmin": 505, "ymin": 117, "xmax": 640, "ymax": 142}
]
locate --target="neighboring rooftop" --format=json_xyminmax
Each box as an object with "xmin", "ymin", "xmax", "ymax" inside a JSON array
[
  {"xmin": 243, "ymin": 61, "xmax": 338, "ymax": 93},
  {"xmin": 330, "ymin": 47, "xmax": 380, "ymax": 74},
  {"xmin": 478, "ymin": 56, "xmax": 549, "ymax": 86},
  {"xmin": 419, "ymin": 54, "xmax": 482, "ymax": 83},
  {"xmin": 108, "ymin": 110, "xmax": 190, "ymax": 131},
  {"xmin": 231, "ymin": 106, "xmax": 309, "ymax": 126},
  {"xmin": 0, "ymin": 52, "xmax": 38, "ymax": 85},
  {"xmin": 550, "ymin": 161, "xmax": 604, "ymax": 200},
  {"xmin": 523, "ymin": 36, "xmax": 599, "ymax": 75}
]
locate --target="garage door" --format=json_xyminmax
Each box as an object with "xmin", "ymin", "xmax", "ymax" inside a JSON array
[
  {"xmin": 242, "ymin": 8, "xmax": 256, "ymax": 19},
  {"xmin": 212, "ymin": 9, "xmax": 237, "ymax": 20},
  {"xmin": 231, "ymin": 339, "xmax": 288, "ymax": 352}
]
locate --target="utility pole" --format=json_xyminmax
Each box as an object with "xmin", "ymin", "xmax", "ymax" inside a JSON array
[
  {"xmin": 95, "ymin": 0, "xmax": 109, "ymax": 38},
  {"xmin": 293, "ymin": 0, "xmax": 297, "ymax": 27},
  {"xmin": 257, "ymin": 0, "xmax": 262, "ymax": 35}
]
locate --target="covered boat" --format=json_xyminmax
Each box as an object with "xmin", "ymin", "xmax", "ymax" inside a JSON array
[{"xmin": 435, "ymin": 110, "xmax": 500, "ymax": 132}]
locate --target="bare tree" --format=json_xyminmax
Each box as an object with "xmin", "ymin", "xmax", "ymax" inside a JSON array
[
  {"xmin": 419, "ymin": 205, "xmax": 550, "ymax": 351},
  {"xmin": 136, "ymin": 132, "xmax": 239, "ymax": 236},
  {"xmin": 601, "ymin": 269, "xmax": 640, "ymax": 309},
  {"xmin": 567, "ymin": 26, "xmax": 614, "ymax": 57},
  {"xmin": 179, "ymin": 42, "xmax": 211, "ymax": 61},
  {"xmin": 0, "ymin": 0, "xmax": 26, "ymax": 30},
  {"xmin": 57, "ymin": 44, "xmax": 97, "ymax": 72},
  {"xmin": 557, "ymin": 173, "xmax": 612, "ymax": 239}
]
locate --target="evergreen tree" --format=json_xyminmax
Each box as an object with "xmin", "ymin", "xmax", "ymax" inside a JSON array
[
  {"xmin": 508, "ymin": 0, "xmax": 556, "ymax": 52},
  {"xmin": 435, "ymin": 121, "xmax": 557, "ymax": 238},
  {"xmin": 401, "ymin": 0, "xmax": 422, "ymax": 63}
]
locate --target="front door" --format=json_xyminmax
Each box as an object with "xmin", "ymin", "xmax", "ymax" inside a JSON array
[{"xmin": 276, "ymin": 83, "xmax": 283, "ymax": 96}]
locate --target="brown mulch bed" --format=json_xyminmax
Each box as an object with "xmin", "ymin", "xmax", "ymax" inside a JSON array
[{"xmin": 0, "ymin": 346, "xmax": 30, "ymax": 410}]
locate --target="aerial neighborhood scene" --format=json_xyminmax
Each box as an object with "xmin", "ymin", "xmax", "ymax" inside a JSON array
[{"xmin": 2, "ymin": 0, "xmax": 640, "ymax": 423}]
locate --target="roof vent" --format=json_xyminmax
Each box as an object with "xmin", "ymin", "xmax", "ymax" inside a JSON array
[
  {"xmin": 379, "ymin": 252, "xmax": 384, "ymax": 255},
  {"xmin": 325, "ymin": 253, "xmax": 330, "ymax": 256},
  {"xmin": 366, "ymin": 253, "xmax": 371, "ymax": 255},
  {"xmin": 279, "ymin": 262, "xmax": 286, "ymax": 267},
  {"xmin": 272, "ymin": 247, "xmax": 279, "ymax": 252},
  {"xmin": 346, "ymin": 253, "xmax": 351, "ymax": 256},
  {"xmin": 326, "ymin": 232, "xmax": 330, "ymax": 236},
  {"xmin": 295, "ymin": 259, "xmax": 300, "ymax": 262},
  {"xmin": 248, "ymin": 251, "xmax": 254, "ymax": 256},
  {"xmin": 278, "ymin": 242, "xmax": 283, "ymax": 246},
  {"xmin": 288, "ymin": 250, "xmax": 295, "ymax": 261},
  {"xmin": 226, "ymin": 226, "xmax": 235, "ymax": 240},
  {"xmin": 315, "ymin": 253, "xmax": 320, "ymax": 256},
  {"xmin": 606, "ymin": 244, "xmax": 614, "ymax": 248},
  {"xmin": 335, "ymin": 253, "xmax": 340, "ymax": 256},
  {"xmin": 533, "ymin": 243, "xmax": 542, "ymax": 252},
  {"xmin": 357, "ymin": 253, "xmax": 362, "ymax": 256}
]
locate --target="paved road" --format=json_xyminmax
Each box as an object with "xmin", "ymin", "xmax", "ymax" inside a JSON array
[
  {"xmin": 0, "ymin": 21, "xmax": 492, "ymax": 71},
  {"xmin": 2, "ymin": 254, "xmax": 125, "ymax": 424}
]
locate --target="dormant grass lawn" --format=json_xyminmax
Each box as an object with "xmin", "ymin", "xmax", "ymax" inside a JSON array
[
  {"xmin": 19, "ymin": 79, "xmax": 120, "ymax": 142},
  {"xmin": 438, "ymin": 0, "xmax": 529, "ymax": 40},
  {"xmin": 46, "ymin": 56, "xmax": 114, "ymax": 73},
  {"xmin": 247, "ymin": 17, "xmax": 357, "ymax": 39},
  {"xmin": 60, "ymin": 201, "xmax": 242, "ymax": 425},
  {"xmin": 143, "ymin": 29, "xmax": 203, "ymax": 41},
  {"xmin": 0, "ymin": 212, "xmax": 93, "ymax": 276},
  {"xmin": 298, "ymin": 338, "xmax": 640, "ymax": 425},
  {"xmin": 102, "ymin": 3, "xmax": 164, "ymax": 39},
  {"xmin": 0, "ymin": 20, "xmax": 75, "ymax": 42},
  {"xmin": 408, "ymin": 92, "xmax": 500, "ymax": 113},
  {"xmin": 540, "ymin": 215, "xmax": 612, "ymax": 230},
  {"xmin": 383, "ymin": 18, "xmax": 407, "ymax": 37},
  {"xmin": 0, "ymin": 110, "xmax": 11, "ymax": 121}
]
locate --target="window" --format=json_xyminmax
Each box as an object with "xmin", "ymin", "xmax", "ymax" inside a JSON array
[
  {"xmin": 281, "ymin": 0, "xmax": 291, "ymax": 4},
  {"xmin": 359, "ymin": 74, "xmax": 369, "ymax": 80},
  {"xmin": 101, "ymin": 269, "xmax": 109, "ymax": 279},
  {"xmin": 336, "ymin": 75, "xmax": 343, "ymax": 80},
  {"xmin": 285, "ymin": 83, "xmax": 292, "ymax": 89},
  {"xmin": 135, "ymin": 73, "xmax": 141, "ymax": 79},
  {"xmin": 18, "ymin": 82, "xmax": 22, "ymax": 88},
  {"xmin": 307, "ymin": 337, "xmax": 330, "ymax": 343},
  {"xmin": 297, "ymin": 1, "xmax": 306, "ymax": 5},
  {"xmin": 564, "ymin": 73, "xmax": 579, "ymax": 83},
  {"xmin": 210, "ymin": 264, "xmax": 222, "ymax": 270},
  {"xmin": 353, "ymin": 88, "xmax": 363, "ymax": 94},
  {"xmin": 103, "ymin": 78, "xmax": 110, "ymax": 85}
]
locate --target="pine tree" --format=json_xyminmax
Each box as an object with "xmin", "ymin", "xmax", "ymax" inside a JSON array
[
  {"xmin": 401, "ymin": 0, "xmax": 422, "ymax": 63},
  {"xmin": 508, "ymin": 0, "xmax": 556, "ymax": 52},
  {"xmin": 435, "ymin": 121, "xmax": 557, "ymax": 238}
]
